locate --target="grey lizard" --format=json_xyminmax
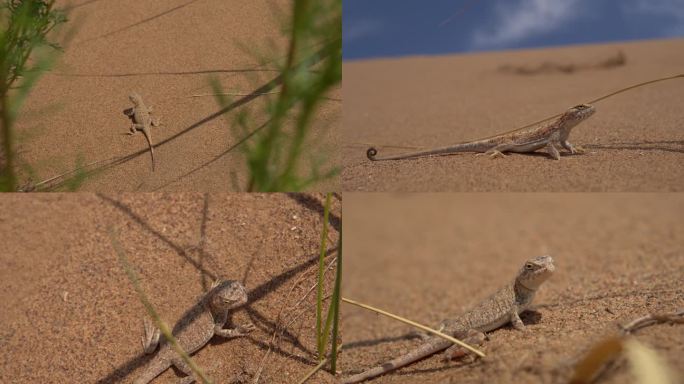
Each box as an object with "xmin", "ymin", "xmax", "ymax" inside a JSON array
[
  {"xmin": 134, "ymin": 279, "xmax": 255, "ymax": 384},
  {"xmin": 367, "ymin": 104, "xmax": 595, "ymax": 161},
  {"xmin": 124, "ymin": 92, "xmax": 161, "ymax": 171},
  {"xmin": 342, "ymin": 255, "xmax": 555, "ymax": 383}
]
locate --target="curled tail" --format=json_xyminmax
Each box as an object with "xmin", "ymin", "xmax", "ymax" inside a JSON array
[
  {"xmin": 366, "ymin": 147, "xmax": 379, "ymax": 160},
  {"xmin": 366, "ymin": 141, "xmax": 486, "ymax": 161},
  {"xmin": 341, "ymin": 339, "xmax": 450, "ymax": 383},
  {"xmin": 142, "ymin": 129, "xmax": 155, "ymax": 171}
]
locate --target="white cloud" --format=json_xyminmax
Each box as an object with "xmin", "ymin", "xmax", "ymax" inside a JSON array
[
  {"xmin": 624, "ymin": 0, "xmax": 684, "ymax": 35},
  {"xmin": 343, "ymin": 19, "xmax": 383, "ymax": 43},
  {"xmin": 470, "ymin": 0, "xmax": 583, "ymax": 49}
]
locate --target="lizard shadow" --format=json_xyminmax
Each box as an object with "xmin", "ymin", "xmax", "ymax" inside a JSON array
[
  {"xmin": 584, "ymin": 140, "xmax": 684, "ymax": 154},
  {"xmin": 520, "ymin": 309, "xmax": 543, "ymax": 325},
  {"xmin": 344, "ymin": 332, "xmax": 421, "ymax": 350}
]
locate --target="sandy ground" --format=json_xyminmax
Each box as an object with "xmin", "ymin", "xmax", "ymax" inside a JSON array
[
  {"xmin": 0, "ymin": 193, "xmax": 340, "ymax": 383},
  {"xmin": 15, "ymin": 0, "xmax": 340, "ymax": 192},
  {"xmin": 342, "ymin": 38, "xmax": 684, "ymax": 192},
  {"xmin": 341, "ymin": 193, "xmax": 683, "ymax": 383}
]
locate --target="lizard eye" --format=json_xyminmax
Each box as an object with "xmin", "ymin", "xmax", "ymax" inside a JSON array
[{"xmin": 525, "ymin": 263, "xmax": 534, "ymax": 270}]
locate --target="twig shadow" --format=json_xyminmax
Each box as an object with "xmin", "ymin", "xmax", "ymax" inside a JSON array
[{"xmin": 285, "ymin": 193, "xmax": 341, "ymax": 232}]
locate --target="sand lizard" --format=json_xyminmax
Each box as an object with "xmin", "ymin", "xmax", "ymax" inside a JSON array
[
  {"xmin": 124, "ymin": 93, "xmax": 161, "ymax": 171},
  {"xmin": 134, "ymin": 280, "xmax": 255, "ymax": 384},
  {"xmin": 342, "ymin": 255, "xmax": 555, "ymax": 383},
  {"xmin": 367, "ymin": 104, "xmax": 595, "ymax": 161}
]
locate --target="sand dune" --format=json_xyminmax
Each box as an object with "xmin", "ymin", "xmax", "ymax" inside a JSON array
[{"xmin": 342, "ymin": 38, "xmax": 684, "ymax": 192}]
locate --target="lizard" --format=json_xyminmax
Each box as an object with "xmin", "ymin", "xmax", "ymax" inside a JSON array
[
  {"xmin": 133, "ymin": 279, "xmax": 255, "ymax": 384},
  {"xmin": 341, "ymin": 255, "xmax": 556, "ymax": 384},
  {"xmin": 124, "ymin": 92, "xmax": 161, "ymax": 171},
  {"xmin": 366, "ymin": 104, "xmax": 595, "ymax": 161}
]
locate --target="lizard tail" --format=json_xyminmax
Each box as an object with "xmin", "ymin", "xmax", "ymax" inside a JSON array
[
  {"xmin": 133, "ymin": 358, "xmax": 170, "ymax": 384},
  {"xmin": 366, "ymin": 142, "xmax": 486, "ymax": 161},
  {"xmin": 341, "ymin": 339, "xmax": 450, "ymax": 383},
  {"xmin": 142, "ymin": 130, "xmax": 155, "ymax": 171}
]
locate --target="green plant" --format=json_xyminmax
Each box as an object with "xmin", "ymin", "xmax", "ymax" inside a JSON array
[
  {"xmin": 213, "ymin": 0, "xmax": 341, "ymax": 191},
  {"xmin": 316, "ymin": 193, "xmax": 341, "ymax": 369},
  {"xmin": 0, "ymin": 0, "xmax": 66, "ymax": 191}
]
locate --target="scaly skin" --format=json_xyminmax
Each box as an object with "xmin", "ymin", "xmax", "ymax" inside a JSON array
[
  {"xmin": 125, "ymin": 93, "xmax": 160, "ymax": 171},
  {"xmin": 342, "ymin": 255, "xmax": 555, "ymax": 384},
  {"xmin": 134, "ymin": 280, "xmax": 254, "ymax": 384},
  {"xmin": 367, "ymin": 104, "xmax": 595, "ymax": 161}
]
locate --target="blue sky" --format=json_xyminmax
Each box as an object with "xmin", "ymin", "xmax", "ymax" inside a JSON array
[{"xmin": 343, "ymin": 0, "xmax": 684, "ymax": 60}]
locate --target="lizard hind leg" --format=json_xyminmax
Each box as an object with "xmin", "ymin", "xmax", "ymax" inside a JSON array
[
  {"xmin": 441, "ymin": 329, "xmax": 486, "ymax": 361},
  {"xmin": 141, "ymin": 318, "xmax": 161, "ymax": 354},
  {"xmin": 480, "ymin": 143, "xmax": 517, "ymax": 159},
  {"xmin": 546, "ymin": 142, "xmax": 561, "ymax": 160},
  {"xmin": 172, "ymin": 358, "xmax": 198, "ymax": 384}
]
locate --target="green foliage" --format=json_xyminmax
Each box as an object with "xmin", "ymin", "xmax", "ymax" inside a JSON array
[
  {"xmin": 315, "ymin": 193, "xmax": 341, "ymax": 372},
  {"xmin": 214, "ymin": 0, "xmax": 341, "ymax": 192},
  {"xmin": 0, "ymin": 0, "xmax": 66, "ymax": 191}
]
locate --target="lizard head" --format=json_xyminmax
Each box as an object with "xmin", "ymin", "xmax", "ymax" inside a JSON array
[
  {"xmin": 209, "ymin": 279, "xmax": 249, "ymax": 310},
  {"xmin": 128, "ymin": 92, "xmax": 143, "ymax": 106},
  {"xmin": 563, "ymin": 103, "xmax": 595, "ymax": 126},
  {"xmin": 516, "ymin": 255, "xmax": 555, "ymax": 291}
]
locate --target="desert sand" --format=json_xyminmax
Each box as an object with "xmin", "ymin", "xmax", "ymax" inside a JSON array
[
  {"xmin": 342, "ymin": 38, "xmax": 684, "ymax": 192},
  {"xmin": 0, "ymin": 193, "xmax": 340, "ymax": 383},
  {"xmin": 341, "ymin": 193, "xmax": 683, "ymax": 383},
  {"xmin": 14, "ymin": 0, "xmax": 339, "ymax": 192}
]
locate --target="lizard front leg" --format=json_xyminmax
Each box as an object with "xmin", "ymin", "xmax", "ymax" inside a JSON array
[
  {"xmin": 561, "ymin": 140, "xmax": 585, "ymax": 155},
  {"xmin": 214, "ymin": 322, "xmax": 255, "ymax": 338},
  {"xmin": 510, "ymin": 310, "xmax": 526, "ymax": 331},
  {"xmin": 212, "ymin": 311, "xmax": 255, "ymax": 339}
]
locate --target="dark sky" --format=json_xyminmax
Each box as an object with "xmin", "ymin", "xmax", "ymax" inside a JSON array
[{"xmin": 343, "ymin": 0, "xmax": 684, "ymax": 60}]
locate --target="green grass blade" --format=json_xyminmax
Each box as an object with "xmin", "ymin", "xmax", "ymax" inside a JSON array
[{"xmin": 316, "ymin": 192, "xmax": 331, "ymax": 357}]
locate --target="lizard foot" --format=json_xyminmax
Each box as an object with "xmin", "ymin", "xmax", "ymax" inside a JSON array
[
  {"xmin": 571, "ymin": 145, "xmax": 586, "ymax": 155},
  {"xmin": 141, "ymin": 317, "xmax": 161, "ymax": 354},
  {"xmin": 486, "ymin": 150, "xmax": 506, "ymax": 159},
  {"xmin": 216, "ymin": 322, "xmax": 255, "ymax": 339},
  {"xmin": 236, "ymin": 322, "xmax": 256, "ymax": 334},
  {"xmin": 441, "ymin": 329, "xmax": 485, "ymax": 361}
]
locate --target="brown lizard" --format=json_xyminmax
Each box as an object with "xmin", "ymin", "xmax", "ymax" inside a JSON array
[
  {"xmin": 342, "ymin": 255, "xmax": 555, "ymax": 383},
  {"xmin": 134, "ymin": 279, "xmax": 255, "ymax": 384},
  {"xmin": 124, "ymin": 92, "xmax": 161, "ymax": 171},
  {"xmin": 366, "ymin": 104, "xmax": 595, "ymax": 161}
]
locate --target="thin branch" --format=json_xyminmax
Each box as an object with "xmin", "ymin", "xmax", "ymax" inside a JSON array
[{"xmin": 341, "ymin": 297, "xmax": 485, "ymax": 358}]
